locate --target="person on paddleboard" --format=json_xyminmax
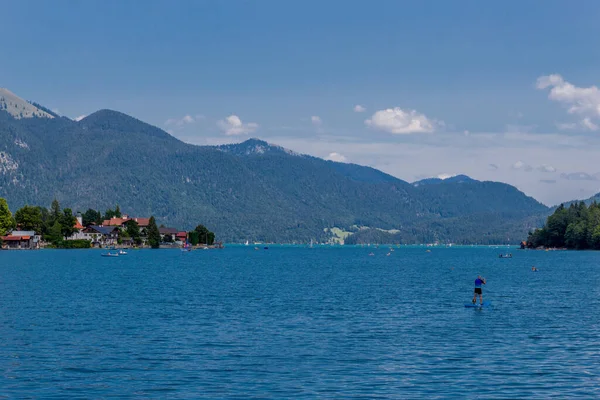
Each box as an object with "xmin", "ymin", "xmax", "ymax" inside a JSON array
[{"xmin": 472, "ymin": 275, "xmax": 486, "ymax": 304}]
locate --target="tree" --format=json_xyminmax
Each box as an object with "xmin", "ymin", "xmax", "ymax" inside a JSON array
[
  {"xmin": 124, "ymin": 220, "xmax": 142, "ymax": 246},
  {"xmin": 591, "ymin": 225, "xmax": 600, "ymax": 250},
  {"xmin": 194, "ymin": 224, "xmax": 215, "ymax": 245},
  {"xmin": 163, "ymin": 234, "xmax": 173, "ymax": 243},
  {"xmin": 104, "ymin": 208, "xmax": 116, "ymax": 220},
  {"xmin": 147, "ymin": 216, "xmax": 160, "ymax": 249},
  {"xmin": 0, "ymin": 198, "xmax": 14, "ymax": 235},
  {"xmin": 82, "ymin": 209, "xmax": 102, "ymax": 226},
  {"xmin": 115, "ymin": 204, "xmax": 122, "ymax": 218},
  {"xmin": 46, "ymin": 220, "xmax": 63, "ymax": 245},
  {"xmin": 15, "ymin": 205, "xmax": 43, "ymax": 232},
  {"xmin": 188, "ymin": 231, "xmax": 200, "ymax": 246},
  {"xmin": 50, "ymin": 199, "xmax": 61, "ymax": 223},
  {"xmin": 60, "ymin": 208, "xmax": 77, "ymax": 239}
]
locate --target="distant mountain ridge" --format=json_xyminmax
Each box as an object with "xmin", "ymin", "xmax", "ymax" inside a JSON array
[
  {"xmin": 0, "ymin": 88, "xmax": 54, "ymax": 119},
  {"xmin": 413, "ymin": 174, "xmax": 476, "ymax": 186},
  {"xmin": 0, "ymin": 88, "xmax": 550, "ymax": 243},
  {"xmin": 555, "ymin": 192, "xmax": 600, "ymax": 210}
]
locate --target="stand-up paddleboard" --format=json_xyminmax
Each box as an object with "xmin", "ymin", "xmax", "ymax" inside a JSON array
[{"xmin": 465, "ymin": 301, "xmax": 492, "ymax": 308}]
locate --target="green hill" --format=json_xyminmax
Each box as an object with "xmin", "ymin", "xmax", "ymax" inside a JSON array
[{"xmin": 0, "ymin": 94, "xmax": 550, "ymax": 243}]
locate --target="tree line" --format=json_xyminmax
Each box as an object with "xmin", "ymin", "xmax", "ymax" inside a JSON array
[
  {"xmin": 0, "ymin": 198, "xmax": 78, "ymax": 247},
  {"xmin": 0, "ymin": 198, "xmax": 215, "ymax": 248},
  {"xmin": 526, "ymin": 201, "xmax": 600, "ymax": 249}
]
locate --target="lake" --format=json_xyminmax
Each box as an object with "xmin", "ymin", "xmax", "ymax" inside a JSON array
[{"xmin": 1, "ymin": 246, "xmax": 599, "ymax": 398}]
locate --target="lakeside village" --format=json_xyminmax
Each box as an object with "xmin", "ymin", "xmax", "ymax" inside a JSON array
[{"xmin": 0, "ymin": 198, "xmax": 220, "ymax": 250}]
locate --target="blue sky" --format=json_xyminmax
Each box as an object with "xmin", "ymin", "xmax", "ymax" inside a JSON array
[{"xmin": 3, "ymin": 1, "xmax": 600, "ymax": 204}]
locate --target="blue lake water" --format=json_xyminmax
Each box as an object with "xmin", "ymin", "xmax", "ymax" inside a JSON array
[{"xmin": 1, "ymin": 246, "xmax": 599, "ymax": 398}]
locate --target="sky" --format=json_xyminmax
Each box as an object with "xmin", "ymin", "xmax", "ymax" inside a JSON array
[{"xmin": 2, "ymin": 0, "xmax": 600, "ymax": 205}]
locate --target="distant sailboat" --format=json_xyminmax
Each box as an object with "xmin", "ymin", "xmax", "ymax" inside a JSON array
[{"xmin": 245, "ymin": 240, "xmax": 249, "ymax": 246}]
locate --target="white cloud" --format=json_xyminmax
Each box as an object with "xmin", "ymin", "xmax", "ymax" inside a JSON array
[
  {"xmin": 325, "ymin": 152, "xmax": 347, "ymax": 162},
  {"xmin": 537, "ymin": 164, "xmax": 557, "ymax": 173},
  {"xmin": 353, "ymin": 105, "xmax": 366, "ymax": 113},
  {"xmin": 165, "ymin": 114, "xmax": 197, "ymax": 128},
  {"xmin": 581, "ymin": 117, "xmax": 598, "ymax": 131},
  {"xmin": 437, "ymin": 173, "xmax": 455, "ymax": 180},
  {"xmin": 365, "ymin": 107, "xmax": 437, "ymax": 134},
  {"xmin": 217, "ymin": 115, "xmax": 258, "ymax": 136},
  {"xmin": 74, "ymin": 115, "xmax": 87, "ymax": 122},
  {"xmin": 311, "ymin": 116, "xmax": 322, "ymax": 126},
  {"xmin": 512, "ymin": 161, "xmax": 533, "ymax": 171},
  {"xmin": 537, "ymin": 74, "xmax": 600, "ymax": 131},
  {"xmin": 560, "ymin": 172, "xmax": 598, "ymax": 181},
  {"xmin": 556, "ymin": 119, "xmax": 598, "ymax": 131}
]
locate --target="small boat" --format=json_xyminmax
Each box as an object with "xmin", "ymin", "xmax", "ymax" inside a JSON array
[
  {"xmin": 118, "ymin": 250, "xmax": 128, "ymax": 255},
  {"xmin": 101, "ymin": 252, "xmax": 119, "ymax": 257},
  {"xmin": 245, "ymin": 240, "xmax": 249, "ymax": 246},
  {"xmin": 499, "ymin": 254, "xmax": 513, "ymax": 258}
]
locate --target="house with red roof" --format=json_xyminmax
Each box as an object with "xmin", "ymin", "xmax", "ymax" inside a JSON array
[
  {"xmin": 66, "ymin": 216, "xmax": 88, "ymax": 241},
  {"xmin": 1, "ymin": 230, "xmax": 39, "ymax": 249},
  {"xmin": 176, "ymin": 232, "xmax": 188, "ymax": 242},
  {"xmin": 101, "ymin": 217, "xmax": 151, "ymax": 229}
]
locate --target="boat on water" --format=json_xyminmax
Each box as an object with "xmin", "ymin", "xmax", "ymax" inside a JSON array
[
  {"xmin": 499, "ymin": 254, "xmax": 513, "ymax": 258},
  {"xmin": 118, "ymin": 250, "xmax": 128, "ymax": 255},
  {"xmin": 101, "ymin": 252, "xmax": 119, "ymax": 257},
  {"xmin": 181, "ymin": 242, "xmax": 192, "ymax": 252}
]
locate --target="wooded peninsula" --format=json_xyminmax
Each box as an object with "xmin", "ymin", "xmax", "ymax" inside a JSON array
[{"xmin": 526, "ymin": 201, "xmax": 600, "ymax": 250}]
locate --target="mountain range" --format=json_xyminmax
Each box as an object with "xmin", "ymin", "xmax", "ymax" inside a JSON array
[{"xmin": 0, "ymin": 88, "xmax": 557, "ymax": 243}]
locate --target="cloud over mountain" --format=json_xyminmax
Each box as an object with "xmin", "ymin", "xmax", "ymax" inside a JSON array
[
  {"xmin": 365, "ymin": 107, "xmax": 437, "ymax": 134},
  {"xmin": 325, "ymin": 152, "xmax": 347, "ymax": 162},
  {"xmin": 217, "ymin": 115, "xmax": 259, "ymax": 136},
  {"xmin": 512, "ymin": 161, "xmax": 533, "ymax": 172}
]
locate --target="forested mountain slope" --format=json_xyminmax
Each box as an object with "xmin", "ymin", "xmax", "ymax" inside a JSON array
[{"xmin": 0, "ymin": 94, "xmax": 550, "ymax": 243}]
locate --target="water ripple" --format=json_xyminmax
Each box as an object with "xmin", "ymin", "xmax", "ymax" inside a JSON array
[{"xmin": 0, "ymin": 247, "xmax": 599, "ymax": 397}]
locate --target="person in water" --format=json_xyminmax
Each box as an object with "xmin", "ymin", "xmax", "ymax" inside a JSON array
[
  {"xmin": 472, "ymin": 275, "xmax": 486, "ymax": 304},
  {"xmin": 531, "ymin": 266, "xmax": 538, "ymax": 272}
]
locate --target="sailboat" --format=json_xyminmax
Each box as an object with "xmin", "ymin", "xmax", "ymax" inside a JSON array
[
  {"xmin": 309, "ymin": 238, "xmax": 314, "ymax": 248},
  {"xmin": 245, "ymin": 240, "xmax": 249, "ymax": 246}
]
